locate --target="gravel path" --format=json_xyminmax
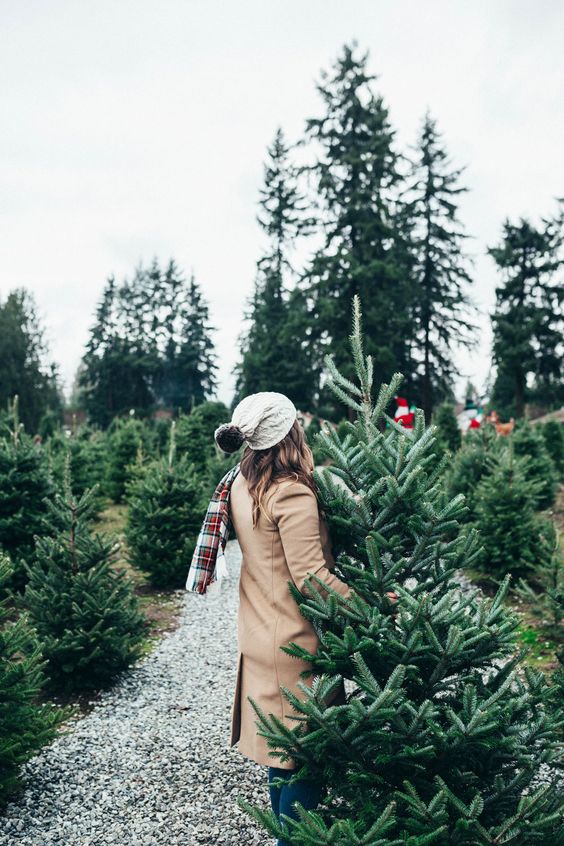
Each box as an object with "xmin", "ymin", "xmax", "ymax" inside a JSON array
[{"xmin": 2, "ymin": 541, "xmax": 270, "ymax": 846}]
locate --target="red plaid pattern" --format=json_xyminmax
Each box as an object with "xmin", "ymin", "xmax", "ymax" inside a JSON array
[{"xmin": 185, "ymin": 463, "xmax": 241, "ymax": 594}]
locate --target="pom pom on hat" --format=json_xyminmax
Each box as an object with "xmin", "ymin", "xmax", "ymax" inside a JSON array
[{"xmin": 214, "ymin": 423, "xmax": 246, "ymax": 454}]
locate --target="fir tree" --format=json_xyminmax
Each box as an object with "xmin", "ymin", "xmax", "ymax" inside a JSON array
[
  {"xmin": 512, "ymin": 422, "xmax": 558, "ymax": 510},
  {"xmin": 104, "ymin": 418, "xmax": 145, "ymax": 503},
  {"xmin": 79, "ymin": 260, "xmax": 218, "ymax": 426},
  {"xmin": 404, "ymin": 114, "xmax": 475, "ymax": 420},
  {"xmin": 0, "ymin": 398, "xmax": 54, "ymax": 590},
  {"xmin": 0, "ymin": 289, "xmax": 62, "ymax": 434},
  {"xmin": 0, "ymin": 554, "xmax": 68, "ymax": 803},
  {"xmin": 540, "ymin": 420, "xmax": 564, "ymax": 480},
  {"xmin": 23, "ymin": 476, "xmax": 144, "ymax": 693},
  {"xmin": 235, "ymin": 128, "xmax": 317, "ymax": 409},
  {"xmin": 433, "ymin": 402, "xmax": 462, "ymax": 454},
  {"xmin": 47, "ymin": 425, "xmax": 108, "ymax": 517},
  {"xmin": 302, "ymin": 43, "xmax": 413, "ymax": 410},
  {"xmin": 157, "ymin": 265, "xmax": 218, "ymax": 411},
  {"xmin": 473, "ymin": 445, "xmax": 552, "ymax": 581},
  {"xmin": 489, "ymin": 207, "xmax": 563, "ymax": 418},
  {"xmin": 241, "ymin": 296, "xmax": 563, "ymax": 846},
  {"xmin": 125, "ymin": 424, "xmax": 208, "ymax": 588},
  {"xmin": 175, "ymin": 400, "xmax": 230, "ymax": 471},
  {"xmin": 445, "ymin": 426, "xmax": 499, "ymax": 522},
  {"xmin": 514, "ymin": 523, "xmax": 563, "ymax": 638}
]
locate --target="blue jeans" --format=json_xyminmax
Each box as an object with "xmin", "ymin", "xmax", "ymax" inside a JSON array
[{"xmin": 268, "ymin": 765, "xmax": 325, "ymax": 846}]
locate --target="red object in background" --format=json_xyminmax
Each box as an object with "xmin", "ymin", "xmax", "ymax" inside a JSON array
[
  {"xmin": 394, "ymin": 396, "xmax": 415, "ymax": 430},
  {"xmin": 468, "ymin": 417, "xmax": 481, "ymax": 429}
]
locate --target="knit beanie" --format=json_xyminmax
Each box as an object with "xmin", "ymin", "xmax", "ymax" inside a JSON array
[{"xmin": 214, "ymin": 391, "xmax": 297, "ymax": 453}]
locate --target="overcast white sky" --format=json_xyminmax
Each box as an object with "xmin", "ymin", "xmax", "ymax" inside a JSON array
[{"xmin": 1, "ymin": 1, "xmax": 562, "ymax": 407}]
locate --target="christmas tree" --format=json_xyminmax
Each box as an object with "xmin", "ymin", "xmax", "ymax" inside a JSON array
[
  {"xmin": 104, "ymin": 417, "xmax": 145, "ymax": 503},
  {"xmin": 473, "ymin": 445, "xmax": 553, "ymax": 581},
  {"xmin": 126, "ymin": 424, "xmax": 208, "ymax": 588},
  {"xmin": 23, "ymin": 470, "xmax": 144, "ymax": 692},
  {"xmin": 241, "ymin": 296, "xmax": 563, "ymax": 846},
  {"xmin": 0, "ymin": 397, "xmax": 54, "ymax": 590},
  {"xmin": 0, "ymin": 554, "xmax": 68, "ymax": 802},
  {"xmin": 433, "ymin": 402, "xmax": 462, "ymax": 454},
  {"xmin": 511, "ymin": 422, "xmax": 558, "ymax": 510}
]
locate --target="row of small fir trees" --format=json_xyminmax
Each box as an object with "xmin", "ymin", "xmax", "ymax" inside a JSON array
[{"xmin": 0, "ymin": 397, "xmax": 234, "ymax": 804}]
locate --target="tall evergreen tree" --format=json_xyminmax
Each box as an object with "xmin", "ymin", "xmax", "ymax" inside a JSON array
[
  {"xmin": 489, "ymin": 207, "xmax": 563, "ymax": 418},
  {"xmin": 404, "ymin": 113, "xmax": 475, "ymax": 420},
  {"xmin": 0, "ymin": 289, "xmax": 62, "ymax": 434},
  {"xmin": 242, "ymin": 297, "xmax": 563, "ymax": 846},
  {"xmin": 235, "ymin": 129, "xmax": 317, "ymax": 409},
  {"xmin": 302, "ymin": 43, "xmax": 412, "ymax": 413},
  {"xmin": 0, "ymin": 554, "xmax": 68, "ymax": 803},
  {"xmin": 0, "ymin": 399, "xmax": 55, "ymax": 590},
  {"xmin": 79, "ymin": 260, "xmax": 217, "ymax": 426}
]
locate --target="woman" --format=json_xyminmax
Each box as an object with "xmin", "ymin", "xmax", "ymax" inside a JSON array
[{"xmin": 189, "ymin": 391, "xmax": 352, "ymax": 845}]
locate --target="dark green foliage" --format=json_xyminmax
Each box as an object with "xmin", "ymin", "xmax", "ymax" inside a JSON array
[
  {"xmin": 433, "ymin": 402, "xmax": 462, "ymax": 454},
  {"xmin": 473, "ymin": 446, "xmax": 552, "ymax": 580},
  {"xmin": 47, "ymin": 428, "xmax": 108, "ymax": 517},
  {"xmin": 0, "ymin": 290, "xmax": 62, "ymax": 434},
  {"xmin": 539, "ymin": 421, "xmax": 564, "ymax": 480},
  {"xmin": 241, "ymin": 297, "xmax": 563, "ymax": 846},
  {"xmin": 445, "ymin": 427, "xmax": 498, "ymax": 522},
  {"xmin": 404, "ymin": 114, "xmax": 475, "ymax": 420},
  {"xmin": 0, "ymin": 409, "xmax": 54, "ymax": 590},
  {"xmin": 79, "ymin": 260, "xmax": 217, "ymax": 427},
  {"xmin": 175, "ymin": 401, "xmax": 230, "ymax": 471},
  {"xmin": 0, "ymin": 554, "xmax": 68, "ymax": 804},
  {"xmin": 104, "ymin": 418, "xmax": 145, "ymax": 503},
  {"xmin": 489, "ymin": 207, "xmax": 563, "ymax": 418},
  {"xmin": 126, "ymin": 429, "xmax": 208, "ymax": 588},
  {"xmin": 23, "ymin": 484, "xmax": 144, "ymax": 693},
  {"xmin": 234, "ymin": 128, "xmax": 318, "ymax": 410},
  {"xmin": 302, "ymin": 44, "xmax": 413, "ymax": 415},
  {"xmin": 512, "ymin": 422, "xmax": 558, "ymax": 509},
  {"xmin": 514, "ymin": 523, "xmax": 563, "ymax": 637}
]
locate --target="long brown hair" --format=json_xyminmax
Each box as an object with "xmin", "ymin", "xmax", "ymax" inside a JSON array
[{"xmin": 239, "ymin": 419, "xmax": 318, "ymax": 526}]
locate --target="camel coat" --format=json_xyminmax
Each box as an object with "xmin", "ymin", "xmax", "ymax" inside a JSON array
[{"xmin": 228, "ymin": 473, "xmax": 352, "ymax": 769}]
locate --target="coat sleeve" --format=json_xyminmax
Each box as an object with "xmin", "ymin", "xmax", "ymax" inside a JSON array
[{"xmin": 272, "ymin": 481, "xmax": 352, "ymax": 600}]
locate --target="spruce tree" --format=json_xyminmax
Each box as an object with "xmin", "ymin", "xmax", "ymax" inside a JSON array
[
  {"xmin": 404, "ymin": 113, "xmax": 476, "ymax": 420},
  {"xmin": 80, "ymin": 260, "xmax": 218, "ymax": 425},
  {"xmin": 302, "ymin": 43, "xmax": 413, "ymax": 408},
  {"xmin": 241, "ymin": 296, "xmax": 563, "ymax": 846},
  {"xmin": 126, "ymin": 424, "xmax": 208, "ymax": 588},
  {"xmin": 175, "ymin": 400, "xmax": 230, "ymax": 471},
  {"xmin": 23, "ymin": 476, "xmax": 144, "ymax": 693},
  {"xmin": 489, "ymin": 208, "xmax": 563, "ymax": 418},
  {"xmin": 445, "ymin": 426, "xmax": 499, "ymax": 523},
  {"xmin": 539, "ymin": 420, "xmax": 564, "ymax": 480},
  {"xmin": 0, "ymin": 554, "xmax": 68, "ymax": 803},
  {"xmin": 433, "ymin": 402, "xmax": 462, "ymax": 454},
  {"xmin": 235, "ymin": 128, "xmax": 317, "ymax": 410},
  {"xmin": 512, "ymin": 422, "xmax": 558, "ymax": 510},
  {"xmin": 473, "ymin": 446, "xmax": 552, "ymax": 581},
  {"xmin": 0, "ymin": 399, "xmax": 54, "ymax": 590},
  {"xmin": 0, "ymin": 289, "xmax": 62, "ymax": 434},
  {"xmin": 105, "ymin": 417, "xmax": 145, "ymax": 503},
  {"xmin": 514, "ymin": 523, "xmax": 563, "ymax": 638}
]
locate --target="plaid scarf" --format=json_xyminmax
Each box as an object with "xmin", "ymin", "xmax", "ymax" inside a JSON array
[{"xmin": 185, "ymin": 463, "xmax": 241, "ymax": 595}]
